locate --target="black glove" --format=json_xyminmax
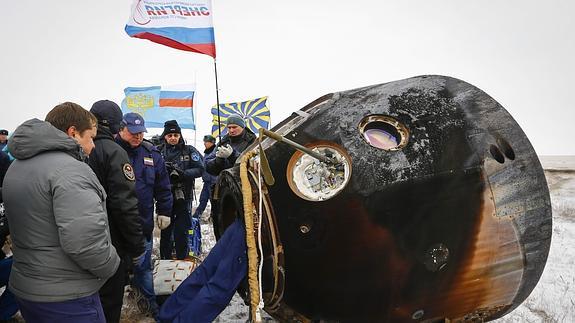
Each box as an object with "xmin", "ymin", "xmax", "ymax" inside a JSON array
[
  {"xmin": 166, "ymin": 162, "xmax": 184, "ymax": 175},
  {"xmin": 173, "ymin": 164, "xmax": 184, "ymax": 176}
]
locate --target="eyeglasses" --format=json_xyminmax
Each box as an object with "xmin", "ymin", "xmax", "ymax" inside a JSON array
[{"xmin": 166, "ymin": 134, "xmax": 180, "ymax": 138}]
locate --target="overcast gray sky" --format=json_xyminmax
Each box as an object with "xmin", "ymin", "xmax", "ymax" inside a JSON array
[{"xmin": 1, "ymin": 0, "xmax": 573, "ymax": 155}]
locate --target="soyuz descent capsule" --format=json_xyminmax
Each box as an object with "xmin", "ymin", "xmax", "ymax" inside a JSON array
[{"xmin": 211, "ymin": 75, "xmax": 552, "ymax": 322}]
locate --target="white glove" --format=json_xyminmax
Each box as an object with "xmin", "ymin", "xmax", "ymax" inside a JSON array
[
  {"xmin": 215, "ymin": 144, "xmax": 233, "ymax": 159},
  {"xmin": 157, "ymin": 215, "xmax": 171, "ymax": 230}
]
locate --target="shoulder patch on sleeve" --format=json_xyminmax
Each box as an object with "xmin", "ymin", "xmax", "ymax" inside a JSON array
[
  {"xmin": 123, "ymin": 163, "xmax": 135, "ymax": 181},
  {"xmin": 191, "ymin": 152, "xmax": 200, "ymax": 162}
]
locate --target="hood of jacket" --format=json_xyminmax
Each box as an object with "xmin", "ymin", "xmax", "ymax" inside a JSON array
[{"xmin": 8, "ymin": 118, "xmax": 84, "ymax": 161}]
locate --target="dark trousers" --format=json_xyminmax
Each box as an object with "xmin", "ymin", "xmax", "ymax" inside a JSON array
[
  {"xmin": 0, "ymin": 257, "xmax": 18, "ymax": 320},
  {"xmin": 132, "ymin": 237, "xmax": 158, "ymax": 318},
  {"xmin": 158, "ymin": 218, "xmax": 247, "ymax": 323},
  {"xmin": 160, "ymin": 199, "xmax": 191, "ymax": 260},
  {"xmin": 99, "ymin": 258, "xmax": 127, "ymax": 323},
  {"xmin": 17, "ymin": 293, "xmax": 105, "ymax": 323}
]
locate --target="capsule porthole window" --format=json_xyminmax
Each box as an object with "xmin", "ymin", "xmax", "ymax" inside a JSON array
[{"xmin": 358, "ymin": 115, "xmax": 409, "ymax": 151}]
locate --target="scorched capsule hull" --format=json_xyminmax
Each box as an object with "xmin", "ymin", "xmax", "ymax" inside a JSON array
[{"xmin": 212, "ymin": 75, "xmax": 552, "ymax": 322}]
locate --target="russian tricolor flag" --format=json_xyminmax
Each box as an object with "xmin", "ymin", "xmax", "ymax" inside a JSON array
[
  {"xmin": 158, "ymin": 85, "xmax": 196, "ymax": 129},
  {"xmin": 160, "ymin": 87, "xmax": 194, "ymax": 108},
  {"xmin": 125, "ymin": 0, "xmax": 216, "ymax": 58},
  {"xmin": 121, "ymin": 84, "xmax": 196, "ymax": 130}
]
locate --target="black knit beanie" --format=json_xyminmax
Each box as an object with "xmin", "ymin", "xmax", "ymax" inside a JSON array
[{"xmin": 162, "ymin": 120, "xmax": 182, "ymax": 137}]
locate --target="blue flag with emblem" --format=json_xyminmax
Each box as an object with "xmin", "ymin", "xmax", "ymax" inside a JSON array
[
  {"xmin": 121, "ymin": 85, "xmax": 196, "ymax": 129},
  {"xmin": 211, "ymin": 97, "xmax": 270, "ymax": 137}
]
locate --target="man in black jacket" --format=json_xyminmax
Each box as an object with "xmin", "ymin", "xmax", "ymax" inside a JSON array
[
  {"xmin": 205, "ymin": 114, "xmax": 256, "ymax": 176},
  {"xmin": 88, "ymin": 100, "xmax": 146, "ymax": 323}
]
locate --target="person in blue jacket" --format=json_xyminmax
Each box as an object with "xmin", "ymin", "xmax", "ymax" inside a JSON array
[
  {"xmin": 0, "ymin": 150, "xmax": 18, "ymax": 321},
  {"xmin": 116, "ymin": 112, "xmax": 173, "ymax": 319},
  {"xmin": 192, "ymin": 134, "xmax": 217, "ymax": 220}
]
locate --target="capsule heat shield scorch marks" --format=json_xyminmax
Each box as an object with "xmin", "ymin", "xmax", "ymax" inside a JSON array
[{"xmin": 212, "ymin": 75, "xmax": 551, "ymax": 322}]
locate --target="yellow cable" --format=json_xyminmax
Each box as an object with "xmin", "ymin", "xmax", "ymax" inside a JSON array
[{"xmin": 240, "ymin": 150, "xmax": 261, "ymax": 322}]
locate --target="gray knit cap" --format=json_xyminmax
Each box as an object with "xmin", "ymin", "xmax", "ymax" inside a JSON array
[{"xmin": 226, "ymin": 114, "xmax": 245, "ymax": 128}]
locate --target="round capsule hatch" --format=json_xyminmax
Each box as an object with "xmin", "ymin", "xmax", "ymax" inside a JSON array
[{"xmin": 286, "ymin": 143, "xmax": 352, "ymax": 202}]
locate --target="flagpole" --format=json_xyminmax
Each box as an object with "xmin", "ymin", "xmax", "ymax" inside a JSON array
[
  {"xmin": 214, "ymin": 58, "xmax": 222, "ymax": 141},
  {"xmin": 193, "ymin": 71, "xmax": 197, "ymax": 147}
]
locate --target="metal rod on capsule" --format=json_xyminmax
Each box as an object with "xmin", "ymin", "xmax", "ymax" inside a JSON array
[{"xmin": 258, "ymin": 128, "xmax": 338, "ymax": 165}]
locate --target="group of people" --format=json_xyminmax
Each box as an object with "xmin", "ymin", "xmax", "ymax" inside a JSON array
[{"xmin": 0, "ymin": 100, "xmax": 256, "ymax": 323}]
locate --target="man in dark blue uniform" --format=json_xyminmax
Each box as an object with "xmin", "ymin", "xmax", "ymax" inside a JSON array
[
  {"xmin": 88, "ymin": 100, "xmax": 146, "ymax": 323},
  {"xmin": 157, "ymin": 120, "xmax": 204, "ymax": 260},
  {"xmin": 116, "ymin": 112, "xmax": 173, "ymax": 319},
  {"xmin": 160, "ymin": 114, "xmax": 256, "ymax": 323}
]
